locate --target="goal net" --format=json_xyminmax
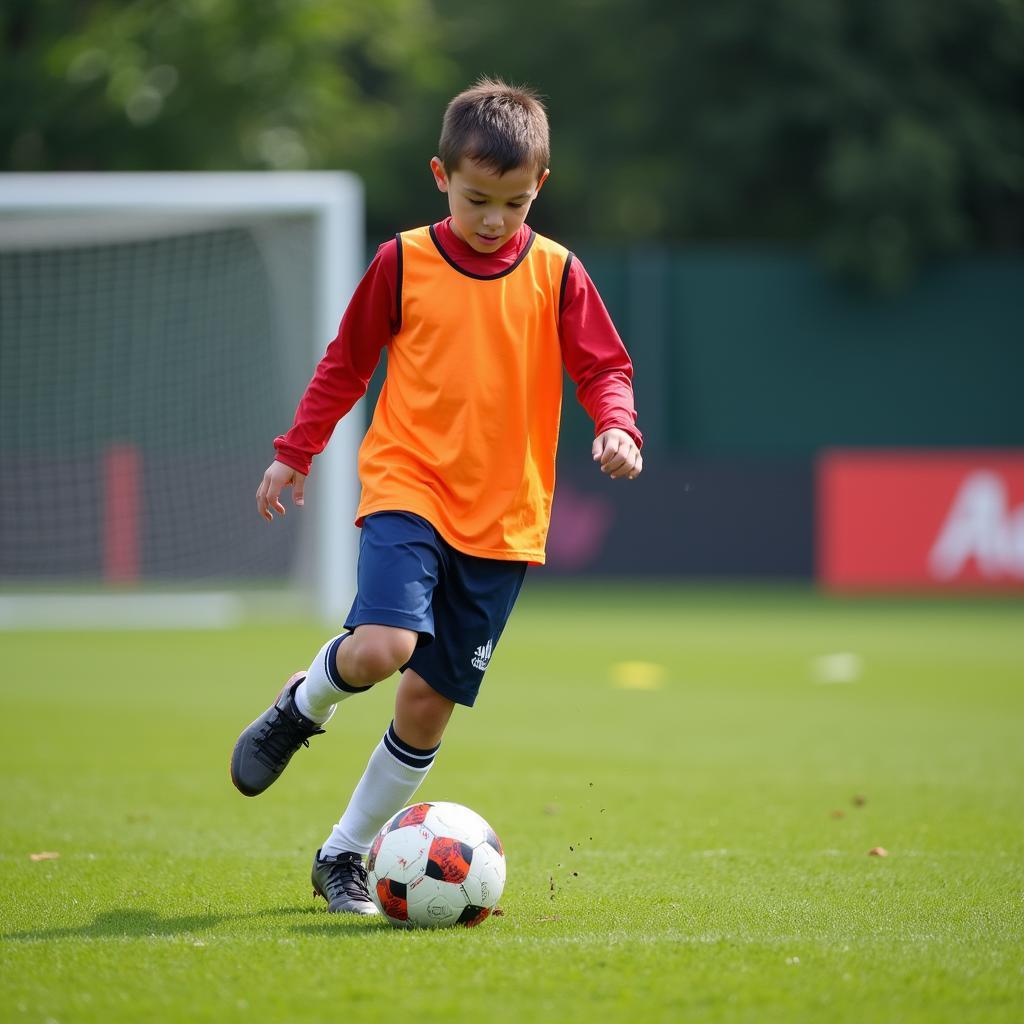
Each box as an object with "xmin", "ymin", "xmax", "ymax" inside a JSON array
[{"xmin": 0, "ymin": 173, "xmax": 363, "ymax": 628}]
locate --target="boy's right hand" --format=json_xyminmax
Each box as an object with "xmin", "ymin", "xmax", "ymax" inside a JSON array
[{"xmin": 256, "ymin": 460, "xmax": 306, "ymax": 521}]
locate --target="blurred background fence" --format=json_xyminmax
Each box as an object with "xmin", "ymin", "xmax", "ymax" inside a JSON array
[
  {"xmin": 2, "ymin": 0, "xmax": 1021, "ymax": 598},
  {"xmin": 551, "ymin": 245, "xmax": 1023, "ymax": 579}
]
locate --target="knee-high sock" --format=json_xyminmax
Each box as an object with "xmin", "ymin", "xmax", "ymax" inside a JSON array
[
  {"xmin": 294, "ymin": 634, "xmax": 366, "ymax": 724},
  {"xmin": 320, "ymin": 722, "xmax": 440, "ymax": 857}
]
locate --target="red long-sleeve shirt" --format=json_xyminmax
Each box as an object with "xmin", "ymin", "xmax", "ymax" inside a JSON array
[{"xmin": 274, "ymin": 218, "xmax": 641, "ymax": 476}]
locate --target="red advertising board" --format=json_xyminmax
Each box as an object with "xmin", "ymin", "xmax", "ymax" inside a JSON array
[{"xmin": 818, "ymin": 450, "xmax": 1024, "ymax": 590}]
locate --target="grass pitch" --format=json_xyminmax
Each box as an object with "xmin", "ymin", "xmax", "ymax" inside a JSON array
[{"xmin": 2, "ymin": 584, "xmax": 1022, "ymax": 1023}]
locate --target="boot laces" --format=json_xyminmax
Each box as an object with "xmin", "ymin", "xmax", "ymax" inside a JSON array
[
  {"xmin": 253, "ymin": 706, "xmax": 324, "ymax": 770},
  {"xmin": 322, "ymin": 855, "xmax": 370, "ymax": 903}
]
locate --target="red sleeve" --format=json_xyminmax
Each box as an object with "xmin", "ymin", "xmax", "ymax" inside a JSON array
[
  {"xmin": 273, "ymin": 239, "xmax": 399, "ymax": 475},
  {"xmin": 559, "ymin": 255, "xmax": 643, "ymax": 448}
]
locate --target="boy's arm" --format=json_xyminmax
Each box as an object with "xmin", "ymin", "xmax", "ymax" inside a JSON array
[
  {"xmin": 559, "ymin": 256, "xmax": 644, "ymax": 480},
  {"xmin": 257, "ymin": 240, "xmax": 398, "ymax": 520}
]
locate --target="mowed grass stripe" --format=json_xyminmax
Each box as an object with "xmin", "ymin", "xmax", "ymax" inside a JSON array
[{"xmin": 1, "ymin": 584, "xmax": 1022, "ymax": 1023}]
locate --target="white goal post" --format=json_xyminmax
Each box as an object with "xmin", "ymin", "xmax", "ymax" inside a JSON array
[{"xmin": 0, "ymin": 173, "xmax": 364, "ymax": 628}]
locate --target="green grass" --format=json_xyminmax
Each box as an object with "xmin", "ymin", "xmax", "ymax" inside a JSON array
[{"xmin": 2, "ymin": 584, "xmax": 1022, "ymax": 1023}]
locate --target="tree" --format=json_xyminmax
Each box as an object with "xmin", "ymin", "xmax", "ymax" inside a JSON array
[
  {"xmin": 4, "ymin": 0, "xmax": 1022, "ymax": 288},
  {"xmin": 435, "ymin": 0, "xmax": 1024, "ymax": 288},
  {"xmin": 1, "ymin": 0, "xmax": 455, "ymax": 233}
]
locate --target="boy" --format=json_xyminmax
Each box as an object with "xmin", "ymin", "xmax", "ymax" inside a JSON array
[{"xmin": 231, "ymin": 78, "xmax": 643, "ymax": 915}]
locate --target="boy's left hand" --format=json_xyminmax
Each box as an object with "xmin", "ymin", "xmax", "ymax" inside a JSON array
[{"xmin": 592, "ymin": 428, "xmax": 643, "ymax": 480}]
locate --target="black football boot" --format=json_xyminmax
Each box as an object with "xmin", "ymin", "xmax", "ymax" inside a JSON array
[
  {"xmin": 311, "ymin": 849, "xmax": 379, "ymax": 915},
  {"xmin": 230, "ymin": 673, "xmax": 325, "ymax": 796}
]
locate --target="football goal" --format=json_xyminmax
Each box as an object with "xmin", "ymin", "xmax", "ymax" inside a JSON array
[{"xmin": 0, "ymin": 173, "xmax": 364, "ymax": 628}]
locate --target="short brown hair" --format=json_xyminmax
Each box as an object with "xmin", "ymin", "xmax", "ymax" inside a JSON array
[{"xmin": 438, "ymin": 77, "xmax": 550, "ymax": 180}]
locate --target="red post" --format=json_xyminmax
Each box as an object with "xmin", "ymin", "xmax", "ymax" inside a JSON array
[{"xmin": 103, "ymin": 443, "xmax": 141, "ymax": 583}]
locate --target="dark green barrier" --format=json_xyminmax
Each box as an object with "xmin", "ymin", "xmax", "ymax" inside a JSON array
[{"xmin": 569, "ymin": 246, "xmax": 1023, "ymax": 457}]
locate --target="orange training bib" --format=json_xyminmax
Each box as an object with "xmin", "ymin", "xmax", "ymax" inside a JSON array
[{"xmin": 355, "ymin": 225, "xmax": 569, "ymax": 562}]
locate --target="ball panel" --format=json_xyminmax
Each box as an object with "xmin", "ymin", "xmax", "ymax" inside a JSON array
[
  {"xmin": 375, "ymin": 878, "xmax": 408, "ymax": 922},
  {"xmin": 485, "ymin": 827, "xmax": 503, "ymax": 856},
  {"xmin": 459, "ymin": 841, "xmax": 504, "ymax": 907},
  {"xmin": 456, "ymin": 904, "xmax": 492, "ymax": 927},
  {"xmin": 369, "ymin": 824, "xmax": 433, "ymax": 886},
  {"xmin": 425, "ymin": 836, "xmax": 474, "ymax": 884},
  {"xmin": 406, "ymin": 874, "xmax": 466, "ymax": 927},
  {"xmin": 367, "ymin": 831, "xmax": 385, "ymax": 874},
  {"xmin": 388, "ymin": 802, "xmax": 433, "ymax": 833},
  {"xmin": 423, "ymin": 802, "xmax": 489, "ymax": 846}
]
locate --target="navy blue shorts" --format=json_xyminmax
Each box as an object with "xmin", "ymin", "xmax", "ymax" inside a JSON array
[{"xmin": 343, "ymin": 512, "xmax": 527, "ymax": 707}]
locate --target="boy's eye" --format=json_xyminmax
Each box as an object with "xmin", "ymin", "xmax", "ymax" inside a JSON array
[
  {"xmin": 509, "ymin": 203, "xmax": 524, "ymax": 209},
  {"xmin": 468, "ymin": 199, "xmax": 485, "ymax": 206}
]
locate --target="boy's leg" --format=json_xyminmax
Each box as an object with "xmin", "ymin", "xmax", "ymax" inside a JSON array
[
  {"xmin": 313, "ymin": 540, "xmax": 525, "ymax": 914},
  {"xmin": 320, "ymin": 669, "xmax": 454, "ymax": 857},
  {"xmin": 312, "ymin": 669, "xmax": 454, "ymax": 914},
  {"xmin": 393, "ymin": 666, "xmax": 457, "ymax": 748},
  {"xmin": 316, "ymin": 538, "xmax": 523, "ymax": 858},
  {"xmin": 230, "ymin": 512, "xmax": 437, "ymax": 798},
  {"xmin": 230, "ymin": 624, "xmax": 416, "ymax": 798},
  {"xmin": 294, "ymin": 624, "xmax": 419, "ymax": 723}
]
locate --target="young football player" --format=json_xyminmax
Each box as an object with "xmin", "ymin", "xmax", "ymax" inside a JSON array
[{"xmin": 231, "ymin": 78, "xmax": 643, "ymax": 914}]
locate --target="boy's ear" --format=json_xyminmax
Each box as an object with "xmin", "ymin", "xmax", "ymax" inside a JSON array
[
  {"xmin": 429, "ymin": 157, "xmax": 450, "ymax": 193},
  {"xmin": 535, "ymin": 168, "xmax": 551, "ymax": 194}
]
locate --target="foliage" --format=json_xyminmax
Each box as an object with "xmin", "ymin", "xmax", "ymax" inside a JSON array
[
  {"xmin": 0, "ymin": 0, "xmax": 453, "ymax": 225},
  {"xmin": 436, "ymin": 0, "xmax": 1024, "ymax": 289},
  {"xmin": 3, "ymin": 0, "xmax": 1022, "ymax": 288}
]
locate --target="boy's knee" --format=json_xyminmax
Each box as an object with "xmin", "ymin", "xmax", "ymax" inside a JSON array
[{"xmin": 342, "ymin": 626, "xmax": 417, "ymax": 684}]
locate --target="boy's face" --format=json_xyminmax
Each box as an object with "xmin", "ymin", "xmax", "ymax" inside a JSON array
[{"xmin": 430, "ymin": 157, "xmax": 549, "ymax": 253}]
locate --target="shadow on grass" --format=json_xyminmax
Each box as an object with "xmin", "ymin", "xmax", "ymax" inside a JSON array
[{"xmin": 2, "ymin": 904, "xmax": 381, "ymax": 942}]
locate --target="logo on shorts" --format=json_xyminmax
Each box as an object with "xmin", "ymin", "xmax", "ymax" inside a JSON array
[{"xmin": 471, "ymin": 639, "xmax": 493, "ymax": 671}]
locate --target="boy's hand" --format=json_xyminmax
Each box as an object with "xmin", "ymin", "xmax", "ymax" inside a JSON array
[
  {"xmin": 256, "ymin": 460, "xmax": 306, "ymax": 521},
  {"xmin": 592, "ymin": 429, "xmax": 643, "ymax": 480}
]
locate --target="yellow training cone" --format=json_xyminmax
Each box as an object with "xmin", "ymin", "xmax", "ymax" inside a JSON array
[{"xmin": 610, "ymin": 661, "xmax": 666, "ymax": 690}]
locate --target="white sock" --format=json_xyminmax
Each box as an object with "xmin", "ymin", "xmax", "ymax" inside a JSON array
[
  {"xmin": 320, "ymin": 722, "xmax": 440, "ymax": 857},
  {"xmin": 294, "ymin": 633, "xmax": 366, "ymax": 724}
]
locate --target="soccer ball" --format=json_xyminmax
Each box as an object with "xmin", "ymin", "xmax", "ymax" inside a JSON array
[{"xmin": 367, "ymin": 801, "xmax": 506, "ymax": 928}]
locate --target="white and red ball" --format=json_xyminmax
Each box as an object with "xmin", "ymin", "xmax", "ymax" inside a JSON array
[{"xmin": 367, "ymin": 801, "xmax": 506, "ymax": 928}]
